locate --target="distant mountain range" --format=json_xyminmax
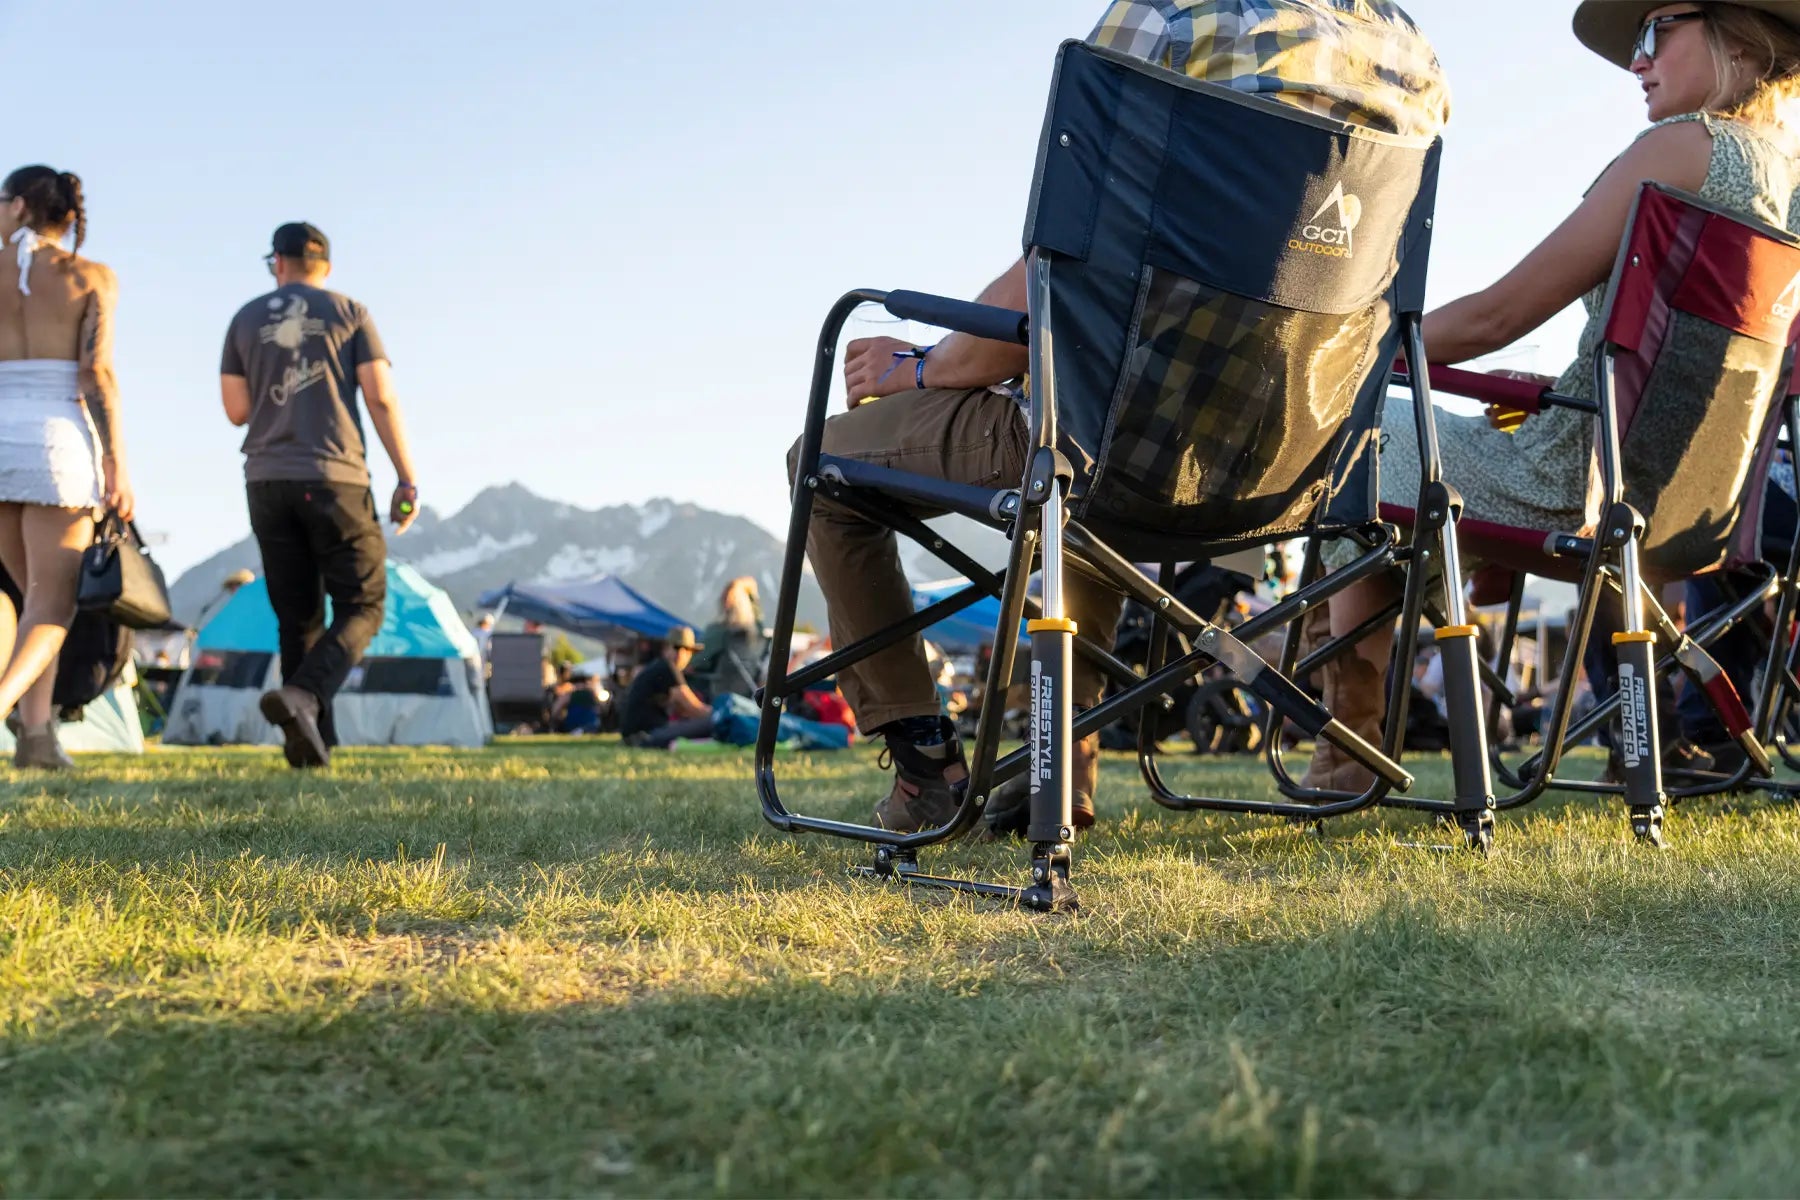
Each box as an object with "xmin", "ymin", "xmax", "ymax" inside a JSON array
[
  {"xmin": 166, "ymin": 482, "xmax": 1573, "ymax": 641},
  {"xmin": 167, "ymin": 484, "xmax": 839, "ymax": 630}
]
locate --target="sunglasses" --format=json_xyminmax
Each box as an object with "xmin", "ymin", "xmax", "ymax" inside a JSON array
[{"xmin": 1635, "ymin": 11, "xmax": 1705, "ymax": 62}]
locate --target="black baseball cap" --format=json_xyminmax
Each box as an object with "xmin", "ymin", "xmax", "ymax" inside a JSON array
[{"xmin": 269, "ymin": 221, "xmax": 329, "ymax": 262}]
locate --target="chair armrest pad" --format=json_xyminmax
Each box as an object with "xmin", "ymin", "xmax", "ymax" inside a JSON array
[{"xmin": 885, "ymin": 290, "xmax": 1029, "ymax": 345}]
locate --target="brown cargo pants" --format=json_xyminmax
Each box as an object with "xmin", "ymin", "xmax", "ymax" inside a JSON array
[{"xmin": 787, "ymin": 386, "xmax": 1124, "ymax": 735}]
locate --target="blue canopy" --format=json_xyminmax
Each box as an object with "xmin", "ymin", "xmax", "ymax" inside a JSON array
[
  {"xmin": 911, "ymin": 578, "xmax": 1027, "ymax": 654},
  {"xmin": 475, "ymin": 575, "xmax": 692, "ymax": 641},
  {"xmin": 197, "ymin": 562, "xmax": 479, "ymax": 659}
]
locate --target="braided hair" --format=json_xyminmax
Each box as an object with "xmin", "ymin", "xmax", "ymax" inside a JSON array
[{"xmin": 3, "ymin": 164, "xmax": 86, "ymax": 251}]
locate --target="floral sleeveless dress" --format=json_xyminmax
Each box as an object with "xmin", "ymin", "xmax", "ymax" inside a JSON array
[{"xmin": 1372, "ymin": 113, "xmax": 1800, "ymax": 531}]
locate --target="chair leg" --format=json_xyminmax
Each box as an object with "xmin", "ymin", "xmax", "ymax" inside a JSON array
[{"xmin": 1611, "ymin": 522, "xmax": 1668, "ymax": 848}]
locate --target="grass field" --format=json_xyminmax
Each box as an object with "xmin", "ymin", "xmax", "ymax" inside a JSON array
[{"xmin": 4, "ymin": 738, "xmax": 1800, "ymax": 1197}]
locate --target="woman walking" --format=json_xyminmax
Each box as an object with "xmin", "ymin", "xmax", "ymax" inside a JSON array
[{"xmin": 0, "ymin": 165, "xmax": 132, "ymax": 768}]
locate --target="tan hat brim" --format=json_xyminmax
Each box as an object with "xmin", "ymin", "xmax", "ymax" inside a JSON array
[{"xmin": 1574, "ymin": 1, "xmax": 1800, "ymax": 69}]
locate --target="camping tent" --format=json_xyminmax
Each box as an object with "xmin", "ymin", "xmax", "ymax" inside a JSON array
[
  {"xmin": 476, "ymin": 575, "xmax": 692, "ymax": 640},
  {"xmin": 911, "ymin": 578, "xmax": 1029, "ymax": 654},
  {"xmin": 164, "ymin": 562, "xmax": 490, "ymax": 749},
  {"xmin": 0, "ymin": 677, "xmax": 145, "ymax": 756}
]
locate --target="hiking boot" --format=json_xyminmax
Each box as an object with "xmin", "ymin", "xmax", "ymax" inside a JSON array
[
  {"xmin": 1697, "ymin": 738, "xmax": 1749, "ymax": 775},
  {"xmin": 14, "ymin": 722, "xmax": 73, "ymax": 770},
  {"xmin": 983, "ymin": 730, "xmax": 1099, "ymax": 838},
  {"xmin": 1600, "ymin": 736, "xmax": 1715, "ymax": 783},
  {"xmin": 259, "ymin": 685, "xmax": 330, "ymax": 768},
  {"xmin": 872, "ymin": 717, "xmax": 968, "ymax": 833}
]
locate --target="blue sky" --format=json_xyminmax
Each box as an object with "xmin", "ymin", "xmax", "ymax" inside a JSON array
[{"xmin": 7, "ymin": 0, "xmax": 1647, "ymax": 576}]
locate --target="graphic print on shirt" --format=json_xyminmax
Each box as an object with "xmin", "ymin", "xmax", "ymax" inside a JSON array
[{"xmin": 258, "ymin": 296, "xmax": 329, "ymax": 407}]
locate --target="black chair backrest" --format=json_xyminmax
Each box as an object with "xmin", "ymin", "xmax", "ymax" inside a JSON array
[
  {"xmin": 1592, "ymin": 183, "xmax": 1800, "ymax": 575},
  {"xmin": 1020, "ymin": 40, "xmax": 1440, "ymax": 559}
]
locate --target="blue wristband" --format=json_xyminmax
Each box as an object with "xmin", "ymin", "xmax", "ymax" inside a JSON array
[{"xmin": 915, "ymin": 353, "xmax": 928, "ymax": 390}]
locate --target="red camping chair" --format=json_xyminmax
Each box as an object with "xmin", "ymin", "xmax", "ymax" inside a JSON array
[{"xmin": 1385, "ymin": 183, "xmax": 1800, "ymax": 845}]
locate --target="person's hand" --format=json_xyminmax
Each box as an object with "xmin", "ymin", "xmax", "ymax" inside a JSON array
[
  {"xmin": 390, "ymin": 482, "xmax": 419, "ymax": 533},
  {"xmin": 843, "ymin": 337, "xmax": 924, "ymax": 409},
  {"xmin": 1483, "ymin": 370, "xmax": 1555, "ymax": 431},
  {"xmin": 103, "ymin": 455, "xmax": 135, "ymax": 522},
  {"xmin": 1485, "ymin": 403, "xmax": 1529, "ymax": 432}
]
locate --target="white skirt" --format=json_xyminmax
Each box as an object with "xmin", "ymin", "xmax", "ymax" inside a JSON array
[{"xmin": 0, "ymin": 360, "xmax": 103, "ymax": 509}]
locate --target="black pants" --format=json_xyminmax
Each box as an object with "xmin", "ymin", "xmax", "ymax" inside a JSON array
[{"xmin": 247, "ymin": 480, "xmax": 387, "ymax": 745}]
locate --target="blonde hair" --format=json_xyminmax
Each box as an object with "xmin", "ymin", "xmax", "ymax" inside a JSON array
[{"xmin": 1703, "ymin": 4, "xmax": 1800, "ymax": 129}]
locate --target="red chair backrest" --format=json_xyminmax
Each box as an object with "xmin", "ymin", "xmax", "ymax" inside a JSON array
[{"xmin": 1593, "ymin": 184, "xmax": 1800, "ymax": 574}]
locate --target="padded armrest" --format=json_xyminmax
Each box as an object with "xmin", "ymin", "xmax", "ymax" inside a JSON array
[
  {"xmin": 1391, "ymin": 364, "xmax": 1551, "ymax": 414},
  {"xmin": 884, "ymin": 290, "xmax": 1029, "ymax": 345}
]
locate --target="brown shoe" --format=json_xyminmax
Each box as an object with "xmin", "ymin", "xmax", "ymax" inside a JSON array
[
  {"xmin": 872, "ymin": 719, "xmax": 968, "ymax": 833},
  {"xmin": 259, "ymin": 686, "xmax": 330, "ymax": 768},
  {"xmin": 1298, "ymin": 651, "xmax": 1385, "ymax": 793},
  {"xmin": 983, "ymin": 731, "xmax": 1099, "ymax": 837},
  {"xmin": 14, "ymin": 722, "xmax": 74, "ymax": 770}
]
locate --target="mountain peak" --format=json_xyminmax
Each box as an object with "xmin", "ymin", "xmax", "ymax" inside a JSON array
[{"xmin": 168, "ymin": 483, "xmax": 825, "ymax": 629}]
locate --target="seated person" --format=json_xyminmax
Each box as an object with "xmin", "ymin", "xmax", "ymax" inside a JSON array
[
  {"xmin": 620, "ymin": 626, "xmax": 715, "ymax": 748},
  {"xmin": 689, "ymin": 576, "xmax": 767, "ymax": 699},
  {"xmin": 1314, "ymin": 1, "xmax": 1800, "ymax": 791},
  {"xmin": 787, "ymin": 0, "xmax": 1449, "ymax": 835},
  {"xmin": 553, "ymin": 669, "xmax": 606, "ymax": 734}
]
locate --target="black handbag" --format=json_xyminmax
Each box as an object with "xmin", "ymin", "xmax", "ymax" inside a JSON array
[{"xmin": 78, "ymin": 511, "xmax": 172, "ymax": 630}]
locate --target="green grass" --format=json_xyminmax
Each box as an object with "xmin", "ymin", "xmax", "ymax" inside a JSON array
[{"xmin": 4, "ymin": 739, "xmax": 1800, "ymax": 1197}]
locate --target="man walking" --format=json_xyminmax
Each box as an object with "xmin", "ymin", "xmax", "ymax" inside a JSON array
[{"xmin": 220, "ymin": 222, "xmax": 420, "ymax": 767}]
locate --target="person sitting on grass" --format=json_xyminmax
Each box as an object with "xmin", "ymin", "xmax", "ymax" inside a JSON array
[
  {"xmin": 552, "ymin": 669, "xmax": 606, "ymax": 735},
  {"xmin": 620, "ymin": 626, "xmax": 715, "ymax": 748}
]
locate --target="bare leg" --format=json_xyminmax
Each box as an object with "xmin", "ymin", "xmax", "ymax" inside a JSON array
[
  {"xmin": 0, "ymin": 503, "xmax": 20, "ymax": 676},
  {"xmin": 0, "ymin": 503, "xmax": 27, "ymax": 711},
  {"xmin": 0, "ymin": 504, "xmax": 94, "ymax": 722}
]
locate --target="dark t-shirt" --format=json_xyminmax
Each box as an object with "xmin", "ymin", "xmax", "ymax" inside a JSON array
[
  {"xmin": 620, "ymin": 658, "xmax": 684, "ymax": 736},
  {"xmin": 221, "ymin": 283, "xmax": 388, "ymax": 485}
]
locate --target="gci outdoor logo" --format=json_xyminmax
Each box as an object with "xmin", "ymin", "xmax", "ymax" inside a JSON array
[
  {"xmin": 1291, "ymin": 181, "xmax": 1363, "ymax": 259},
  {"xmin": 1774, "ymin": 271, "xmax": 1800, "ymax": 321},
  {"xmin": 1619, "ymin": 663, "xmax": 1650, "ymax": 769}
]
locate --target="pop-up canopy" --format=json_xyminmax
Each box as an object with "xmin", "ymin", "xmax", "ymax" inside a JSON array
[{"xmin": 476, "ymin": 575, "xmax": 692, "ymax": 640}]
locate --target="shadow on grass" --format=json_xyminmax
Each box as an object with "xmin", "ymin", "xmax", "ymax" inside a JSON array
[{"xmin": 7, "ymin": 883, "xmax": 1800, "ymax": 1198}]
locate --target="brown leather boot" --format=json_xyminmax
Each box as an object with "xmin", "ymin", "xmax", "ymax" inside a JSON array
[
  {"xmin": 1299, "ymin": 651, "xmax": 1385, "ymax": 793},
  {"xmin": 14, "ymin": 722, "xmax": 74, "ymax": 770},
  {"xmin": 259, "ymin": 685, "xmax": 330, "ymax": 768},
  {"xmin": 983, "ymin": 730, "xmax": 1099, "ymax": 837},
  {"xmin": 872, "ymin": 718, "xmax": 969, "ymax": 833}
]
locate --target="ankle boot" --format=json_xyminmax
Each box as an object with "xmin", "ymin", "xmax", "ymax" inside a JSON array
[
  {"xmin": 1299, "ymin": 652, "xmax": 1385, "ymax": 793},
  {"xmin": 15, "ymin": 722, "xmax": 74, "ymax": 770}
]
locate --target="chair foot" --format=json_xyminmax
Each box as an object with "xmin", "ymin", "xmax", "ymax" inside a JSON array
[
  {"xmin": 854, "ymin": 841, "xmax": 1080, "ymax": 914},
  {"xmin": 1021, "ymin": 842, "xmax": 1080, "ymax": 913},
  {"xmin": 1457, "ymin": 809, "xmax": 1496, "ymax": 855},
  {"xmin": 1630, "ymin": 805, "xmax": 1666, "ymax": 848}
]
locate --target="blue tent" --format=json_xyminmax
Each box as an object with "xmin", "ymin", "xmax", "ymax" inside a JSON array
[
  {"xmin": 168, "ymin": 561, "xmax": 490, "ymax": 748},
  {"xmin": 475, "ymin": 575, "xmax": 692, "ymax": 640},
  {"xmin": 198, "ymin": 562, "xmax": 479, "ymax": 659},
  {"xmin": 911, "ymin": 578, "xmax": 1028, "ymax": 653}
]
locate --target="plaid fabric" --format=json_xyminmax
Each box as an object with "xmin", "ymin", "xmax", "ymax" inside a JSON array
[
  {"xmin": 1099, "ymin": 268, "xmax": 1378, "ymax": 536},
  {"xmin": 1087, "ymin": 0, "xmax": 1449, "ymax": 141}
]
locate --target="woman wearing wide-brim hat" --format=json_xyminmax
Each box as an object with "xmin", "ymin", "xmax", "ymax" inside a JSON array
[{"xmin": 1305, "ymin": 2, "xmax": 1800, "ymax": 792}]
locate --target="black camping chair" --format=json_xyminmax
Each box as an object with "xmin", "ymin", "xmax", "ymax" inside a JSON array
[
  {"xmin": 756, "ymin": 41, "xmax": 1495, "ymax": 911},
  {"xmin": 1378, "ymin": 185, "xmax": 1800, "ymax": 844}
]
